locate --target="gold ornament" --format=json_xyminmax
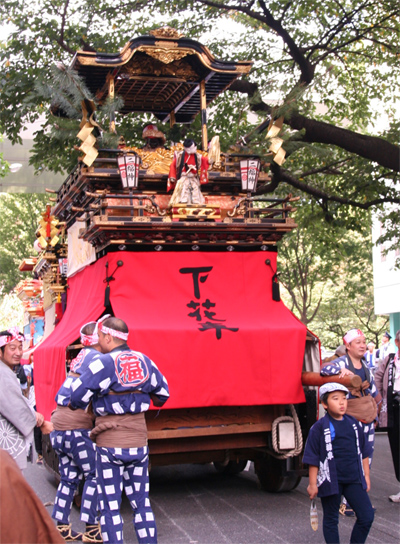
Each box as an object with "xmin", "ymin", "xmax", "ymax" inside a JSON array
[{"xmin": 150, "ymin": 27, "xmax": 184, "ymax": 39}]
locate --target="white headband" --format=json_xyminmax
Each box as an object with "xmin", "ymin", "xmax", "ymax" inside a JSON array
[
  {"xmin": 98, "ymin": 322, "xmax": 129, "ymax": 341},
  {"xmin": 96, "ymin": 314, "xmax": 129, "ymax": 341},
  {"xmin": 80, "ymin": 321, "xmax": 99, "ymax": 346},
  {"xmin": 0, "ymin": 327, "xmax": 24, "ymax": 347},
  {"xmin": 343, "ymin": 329, "xmax": 364, "ymax": 344}
]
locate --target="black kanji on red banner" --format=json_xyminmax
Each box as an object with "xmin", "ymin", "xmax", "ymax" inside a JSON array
[{"xmin": 179, "ymin": 266, "xmax": 239, "ymax": 339}]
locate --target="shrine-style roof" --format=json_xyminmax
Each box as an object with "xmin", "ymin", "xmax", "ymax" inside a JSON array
[{"xmin": 69, "ymin": 27, "xmax": 252, "ymax": 123}]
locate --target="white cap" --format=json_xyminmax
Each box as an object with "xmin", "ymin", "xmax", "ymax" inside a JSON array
[{"xmin": 319, "ymin": 382, "xmax": 349, "ymax": 397}]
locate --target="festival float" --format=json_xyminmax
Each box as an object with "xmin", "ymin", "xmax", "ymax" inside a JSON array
[{"xmin": 32, "ymin": 27, "xmax": 325, "ymax": 492}]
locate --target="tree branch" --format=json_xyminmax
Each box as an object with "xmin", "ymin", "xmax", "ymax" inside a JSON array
[
  {"xmin": 229, "ymin": 79, "xmax": 400, "ymax": 172},
  {"xmin": 197, "ymin": 0, "xmax": 315, "ymax": 84},
  {"xmin": 274, "ymin": 166, "xmax": 400, "ymax": 208}
]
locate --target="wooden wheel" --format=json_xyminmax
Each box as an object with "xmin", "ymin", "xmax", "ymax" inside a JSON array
[{"xmin": 254, "ymin": 455, "xmax": 301, "ymax": 492}]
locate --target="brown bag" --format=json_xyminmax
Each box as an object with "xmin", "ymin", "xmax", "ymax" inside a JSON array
[{"xmin": 346, "ymin": 380, "xmax": 377, "ymax": 423}]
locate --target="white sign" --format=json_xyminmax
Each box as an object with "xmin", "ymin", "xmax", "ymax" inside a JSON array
[{"xmin": 118, "ymin": 154, "xmax": 140, "ymax": 188}]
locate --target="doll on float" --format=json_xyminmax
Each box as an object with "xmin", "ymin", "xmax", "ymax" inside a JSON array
[{"xmin": 167, "ymin": 139, "xmax": 209, "ymax": 207}]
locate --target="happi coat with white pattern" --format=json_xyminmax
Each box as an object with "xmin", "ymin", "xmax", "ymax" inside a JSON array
[
  {"xmin": 320, "ymin": 354, "xmax": 379, "ymax": 457},
  {"xmin": 50, "ymin": 347, "xmax": 100, "ymax": 526},
  {"xmin": 69, "ymin": 343, "xmax": 169, "ymax": 417},
  {"xmin": 69, "ymin": 343, "xmax": 169, "ymax": 544},
  {"xmin": 303, "ymin": 413, "xmax": 372, "ymax": 497}
]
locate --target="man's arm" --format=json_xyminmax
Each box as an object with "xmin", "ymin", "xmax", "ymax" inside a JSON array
[
  {"xmin": 145, "ymin": 358, "xmax": 169, "ymax": 407},
  {"xmin": 321, "ymin": 358, "xmax": 354, "ymax": 378},
  {"xmin": 70, "ymin": 354, "xmax": 113, "ymax": 409}
]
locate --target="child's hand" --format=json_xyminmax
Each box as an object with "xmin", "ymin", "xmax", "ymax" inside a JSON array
[
  {"xmin": 307, "ymin": 483, "xmax": 318, "ymax": 500},
  {"xmin": 365, "ymin": 474, "xmax": 371, "ymax": 492}
]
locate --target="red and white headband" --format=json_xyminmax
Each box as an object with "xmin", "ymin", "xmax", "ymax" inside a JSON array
[
  {"xmin": 80, "ymin": 321, "xmax": 99, "ymax": 346},
  {"xmin": 343, "ymin": 329, "xmax": 364, "ymax": 344},
  {"xmin": 0, "ymin": 327, "xmax": 25, "ymax": 348},
  {"xmin": 96, "ymin": 315, "xmax": 129, "ymax": 341}
]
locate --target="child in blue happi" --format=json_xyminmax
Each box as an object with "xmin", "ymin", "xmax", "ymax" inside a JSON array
[{"xmin": 303, "ymin": 383, "xmax": 374, "ymax": 544}]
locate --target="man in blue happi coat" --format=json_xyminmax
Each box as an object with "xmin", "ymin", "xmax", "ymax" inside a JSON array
[
  {"xmin": 51, "ymin": 321, "xmax": 102, "ymax": 543},
  {"xmin": 70, "ymin": 316, "xmax": 169, "ymax": 544}
]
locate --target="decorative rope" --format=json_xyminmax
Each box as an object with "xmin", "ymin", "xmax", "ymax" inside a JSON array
[{"xmin": 270, "ymin": 404, "xmax": 303, "ymax": 459}]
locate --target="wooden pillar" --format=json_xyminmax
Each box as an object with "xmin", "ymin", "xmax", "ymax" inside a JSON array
[
  {"xmin": 200, "ymin": 80, "xmax": 208, "ymax": 151},
  {"xmin": 108, "ymin": 75, "xmax": 116, "ymax": 133}
]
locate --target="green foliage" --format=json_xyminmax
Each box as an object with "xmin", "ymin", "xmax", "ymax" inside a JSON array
[
  {"xmin": 277, "ymin": 204, "xmax": 389, "ymax": 347},
  {"xmin": 0, "ymin": 0, "xmax": 399, "ymax": 325},
  {"xmin": 0, "ymin": 193, "xmax": 48, "ymax": 294},
  {"xmin": 0, "ymin": 135, "xmax": 9, "ymax": 176},
  {"xmin": 312, "ymin": 285, "xmax": 389, "ymax": 350}
]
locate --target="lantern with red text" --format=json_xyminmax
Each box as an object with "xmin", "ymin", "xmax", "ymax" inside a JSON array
[
  {"xmin": 117, "ymin": 152, "xmax": 141, "ymax": 189},
  {"xmin": 239, "ymin": 157, "xmax": 261, "ymax": 194}
]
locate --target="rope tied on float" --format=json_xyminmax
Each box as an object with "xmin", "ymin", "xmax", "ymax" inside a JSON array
[{"xmin": 270, "ymin": 404, "xmax": 303, "ymax": 459}]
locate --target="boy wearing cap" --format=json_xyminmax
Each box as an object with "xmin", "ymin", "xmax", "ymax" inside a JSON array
[
  {"xmin": 303, "ymin": 383, "xmax": 374, "ymax": 544},
  {"xmin": 50, "ymin": 321, "xmax": 103, "ymax": 543},
  {"xmin": 321, "ymin": 329, "xmax": 379, "ymax": 455}
]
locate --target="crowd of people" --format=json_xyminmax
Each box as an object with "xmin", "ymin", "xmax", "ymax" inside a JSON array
[
  {"xmin": 0, "ymin": 322, "xmax": 398, "ymax": 544},
  {"xmin": 305, "ymin": 327, "xmax": 400, "ymax": 544},
  {"xmin": 0, "ymin": 318, "xmax": 169, "ymax": 544}
]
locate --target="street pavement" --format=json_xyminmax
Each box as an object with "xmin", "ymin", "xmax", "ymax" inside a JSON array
[{"xmin": 24, "ymin": 432, "xmax": 399, "ymax": 543}]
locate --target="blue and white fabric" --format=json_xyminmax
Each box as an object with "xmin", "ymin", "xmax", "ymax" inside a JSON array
[
  {"xmin": 51, "ymin": 429, "xmax": 97, "ymax": 524},
  {"xmin": 69, "ymin": 343, "xmax": 169, "ymax": 544},
  {"xmin": 303, "ymin": 413, "xmax": 371, "ymax": 497},
  {"xmin": 96, "ymin": 446, "xmax": 156, "ymax": 544},
  {"xmin": 51, "ymin": 347, "xmax": 101, "ymax": 525},
  {"xmin": 55, "ymin": 347, "xmax": 100, "ymax": 406},
  {"xmin": 69, "ymin": 344, "xmax": 169, "ymax": 416},
  {"xmin": 321, "ymin": 354, "xmax": 378, "ymax": 459}
]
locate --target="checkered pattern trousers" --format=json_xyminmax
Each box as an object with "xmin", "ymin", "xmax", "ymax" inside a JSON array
[
  {"xmin": 96, "ymin": 446, "xmax": 157, "ymax": 544},
  {"xmin": 50, "ymin": 429, "xmax": 98, "ymax": 524}
]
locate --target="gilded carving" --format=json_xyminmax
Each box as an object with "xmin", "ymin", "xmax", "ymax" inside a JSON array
[
  {"xmin": 154, "ymin": 41, "xmax": 179, "ymax": 49},
  {"xmin": 122, "ymin": 145, "xmax": 208, "ymax": 176},
  {"xmin": 150, "ymin": 27, "xmax": 184, "ymax": 39},
  {"xmin": 123, "ymin": 146, "xmax": 174, "ymax": 174},
  {"xmin": 137, "ymin": 46, "xmax": 190, "ymax": 65},
  {"xmin": 124, "ymin": 54, "xmax": 197, "ymax": 79}
]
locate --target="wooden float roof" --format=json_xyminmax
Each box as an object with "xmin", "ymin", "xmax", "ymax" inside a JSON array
[{"xmin": 69, "ymin": 27, "xmax": 252, "ymax": 123}]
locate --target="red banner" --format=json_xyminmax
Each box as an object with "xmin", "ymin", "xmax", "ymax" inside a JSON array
[
  {"xmin": 34, "ymin": 261, "xmax": 106, "ymax": 419},
  {"xmin": 110, "ymin": 252, "xmax": 306, "ymax": 409},
  {"xmin": 35, "ymin": 251, "xmax": 306, "ymax": 419}
]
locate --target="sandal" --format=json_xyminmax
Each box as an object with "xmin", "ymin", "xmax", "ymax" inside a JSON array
[
  {"xmin": 82, "ymin": 524, "xmax": 102, "ymax": 543},
  {"xmin": 339, "ymin": 503, "xmax": 355, "ymax": 517},
  {"xmin": 57, "ymin": 524, "xmax": 83, "ymax": 542}
]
